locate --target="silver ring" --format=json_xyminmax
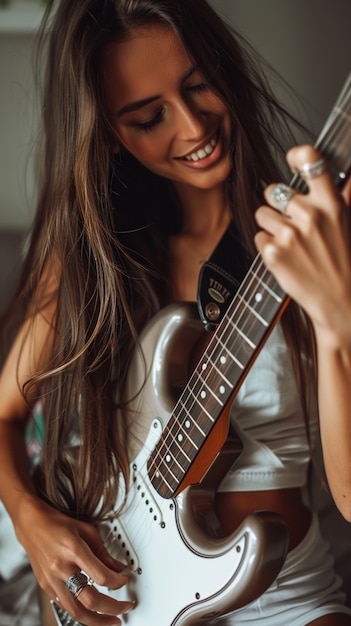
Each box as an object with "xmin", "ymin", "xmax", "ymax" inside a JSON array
[
  {"xmin": 66, "ymin": 571, "xmax": 89, "ymax": 598},
  {"xmin": 298, "ymin": 158, "xmax": 327, "ymax": 180},
  {"xmin": 268, "ymin": 183, "xmax": 296, "ymax": 214}
]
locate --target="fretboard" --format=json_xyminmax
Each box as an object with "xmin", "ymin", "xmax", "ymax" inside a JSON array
[{"xmin": 147, "ymin": 259, "xmax": 286, "ymax": 498}]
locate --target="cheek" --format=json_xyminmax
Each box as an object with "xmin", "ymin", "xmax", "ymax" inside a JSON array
[{"xmin": 118, "ymin": 130, "xmax": 169, "ymax": 164}]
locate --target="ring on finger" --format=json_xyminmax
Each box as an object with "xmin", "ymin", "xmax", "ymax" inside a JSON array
[
  {"xmin": 66, "ymin": 571, "xmax": 89, "ymax": 599},
  {"xmin": 267, "ymin": 183, "xmax": 296, "ymax": 214},
  {"xmin": 298, "ymin": 157, "xmax": 327, "ymax": 180}
]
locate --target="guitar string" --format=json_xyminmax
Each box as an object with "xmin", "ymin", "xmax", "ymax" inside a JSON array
[{"xmin": 145, "ymin": 78, "xmax": 351, "ymax": 493}]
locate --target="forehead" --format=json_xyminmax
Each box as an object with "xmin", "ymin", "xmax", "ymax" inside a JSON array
[{"xmin": 102, "ymin": 24, "xmax": 193, "ymax": 112}]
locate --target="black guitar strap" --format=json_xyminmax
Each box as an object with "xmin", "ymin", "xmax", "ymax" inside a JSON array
[{"xmin": 197, "ymin": 224, "xmax": 253, "ymax": 331}]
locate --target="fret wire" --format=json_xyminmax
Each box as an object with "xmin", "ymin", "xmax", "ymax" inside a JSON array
[
  {"xmin": 237, "ymin": 293, "xmax": 269, "ymax": 327},
  {"xmin": 216, "ymin": 335, "xmax": 245, "ymax": 371},
  {"xmin": 210, "ymin": 255, "xmax": 269, "ymax": 356},
  {"xmin": 164, "ymin": 447, "xmax": 188, "ymax": 473},
  {"xmin": 204, "ymin": 346, "xmax": 236, "ymax": 386},
  {"xmin": 218, "ymin": 329, "xmax": 254, "ymax": 368},
  {"xmin": 153, "ymin": 398, "xmax": 207, "ymax": 474},
  {"xmin": 157, "ymin": 429, "xmax": 193, "ymax": 464},
  {"xmin": 177, "ymin": 400, "xmax": 206, "ymax": 437},
  {"xmin": 177, "ymin": 377, "xmax": 218, "ymax": 424},
  {"xmin": 250, "ymin": 270, "xmax": 284, "ymax": 302},
  {"xmin": 231, "ymin": 323, "xmax": 256, "ymax": 349},
  {"xmin": 157, "ymin": 457, "xmax": 180, "ymax": 486},
  {"xmin": 237, "ymin": 272, "xmax": 281, "ymax": 314},
  {"xmin": 190, "ymin": 371, "xmax": 225, "ymax": 407},
  {"xmin": 152, "ymin": 468, "xmax": 175, "ymax": 493},
  {"xmin": 161, "ymin": 387, "xmax": 216, "ymax": 454},
  {"xmin": 149, "ymin": 442, "xmax": 187, "ymax": 488}
]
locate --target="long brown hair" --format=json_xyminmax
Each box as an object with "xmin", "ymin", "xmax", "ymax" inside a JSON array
[{"xmin": 1, "ymin": 0, "xmax": 315, "ymax": 521}]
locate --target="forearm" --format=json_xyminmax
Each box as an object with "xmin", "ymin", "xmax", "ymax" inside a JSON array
[
  {"xmin": 316, "ymin": 340, "xmax": 351, "ymax": 521},
  {"xmin": 0, "ymin": 419, "xmax": 39, "ymax": 530}
]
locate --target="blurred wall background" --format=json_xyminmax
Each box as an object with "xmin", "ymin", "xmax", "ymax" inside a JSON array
[{"xmin": 1, "ymin": 0, "xmax": 350, "ymax": 230}]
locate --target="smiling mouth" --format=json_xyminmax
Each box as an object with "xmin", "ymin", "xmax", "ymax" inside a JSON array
[{"xmin": 180, "ymin": 133, "xmax": 218, "ymax": 162}]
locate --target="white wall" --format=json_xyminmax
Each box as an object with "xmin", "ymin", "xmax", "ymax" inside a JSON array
[{"xmin": 1, "ymin": 0, "xmax": 351, "ymax": 229}]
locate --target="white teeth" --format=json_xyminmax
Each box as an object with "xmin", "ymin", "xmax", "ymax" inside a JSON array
[{"xmin": 185, "ymin": 136, "xmax": 217, "ymax": 162}]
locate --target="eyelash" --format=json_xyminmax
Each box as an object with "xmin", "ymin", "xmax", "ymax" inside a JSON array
[
  {"xmin": 135, "ymin": 108, "xmax": 165, "ymax": 133},
  {"xmin": 187, "ymin": 80, "xmax": 208, "ymax": 94},
  {"xmin": 134, "ymin": 81, "xmax": 208, "ymax": 133}
]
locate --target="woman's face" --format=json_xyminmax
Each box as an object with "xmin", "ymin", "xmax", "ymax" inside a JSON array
[{"xmin": 102, "ymin": 24, "xmax": 232, "ymax": 194}]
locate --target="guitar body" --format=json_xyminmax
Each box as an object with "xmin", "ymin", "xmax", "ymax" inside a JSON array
[
  {"xmin": 53, "ymin": 304, "xmax": 288, "ymax": 626},
  {"xmin": 54, "ymin": 304, "xmax": 288, "ymax": 626},
  {"xmin": 101, "ymin": 303, "xmax": 288, "ymax": 624}
]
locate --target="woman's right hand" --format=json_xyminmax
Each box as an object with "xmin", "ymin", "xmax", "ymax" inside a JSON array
[{"xmin": 15, "ymin": 494, "xmax": 135, "ymax": 625}]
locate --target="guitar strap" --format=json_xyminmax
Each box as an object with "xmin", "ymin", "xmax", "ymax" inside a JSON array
[{"xmin": 197, "ymin": 224, "xmax": 253, "ymax": 331}]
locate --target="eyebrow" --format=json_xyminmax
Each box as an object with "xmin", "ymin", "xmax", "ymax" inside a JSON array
[{"xmin": 117, "ymin": 65, "xmax": 198, "ymax": 116}]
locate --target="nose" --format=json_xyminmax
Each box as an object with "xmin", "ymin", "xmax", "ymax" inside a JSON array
[{"xmin": 174, "ymin": 100, "xmax": 206, "ymax": 141}]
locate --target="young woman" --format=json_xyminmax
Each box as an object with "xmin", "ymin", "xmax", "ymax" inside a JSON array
[{"xmin": 0, "ymin": 1, "xmax": 350, "ymax": 625}]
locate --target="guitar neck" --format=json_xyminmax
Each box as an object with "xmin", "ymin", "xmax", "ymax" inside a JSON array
[{"xmin": 148, "ymin": 261, "xmax": 287, "ymax": 498}]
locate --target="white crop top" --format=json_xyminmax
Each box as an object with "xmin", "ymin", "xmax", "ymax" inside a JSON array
[{"xmin": 218, "ymin": 322, "xmax": 319, "ymax": 493}]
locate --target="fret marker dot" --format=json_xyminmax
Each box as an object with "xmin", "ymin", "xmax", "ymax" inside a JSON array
[
  {"xmin": 178, "ymin": 434, "xmax": 183, "ymax": 442},
  {"xmin": 166, "ymin": 454, "xmax": 171, "ymax": 463},
  {"xmin": 202, "ymin": 363, "xmax": 207, "ymax": 371},
  {"xmin": 200, "ymin": 390, "xmax": 206, "ymax": 399},
  {"xmin": 220, "ymin": 356, "xmax": 227, "ymax": 364},
  {"xmin": 185, "ymin": 420, "xmax": 190, "ymax": 428},
  {"xmin": 255, "ymin": 292, "xmax": 262, "ymax": 302},
  {"xmin": 219, "ymin": 385, "xmax": 226, "ymax": 395}
]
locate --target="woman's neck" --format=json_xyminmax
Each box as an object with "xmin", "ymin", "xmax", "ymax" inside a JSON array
[
  {"xmin": 167, "ymin": 182, "xmax": 231, "ymax": 303},
  {"xmin": 173, "ymin": 181, "xmax": 230, "ymax": 237}
]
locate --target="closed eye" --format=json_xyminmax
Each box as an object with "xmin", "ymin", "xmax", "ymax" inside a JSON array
[
  {"xmin": 186, "ymin": 81, "xmax": 208, "ymax": 94},
  {"xmin": 134, "ymin": 108, "xmax": 165, "ymax": 132}
]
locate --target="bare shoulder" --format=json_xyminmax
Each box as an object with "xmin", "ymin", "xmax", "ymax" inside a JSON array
[{"xmin": 0, "ymin": 255, "xmax": 61, "ymax": 423}]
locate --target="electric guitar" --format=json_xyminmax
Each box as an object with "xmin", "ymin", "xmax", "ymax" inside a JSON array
[{"xmin": 52, "ymin": 72, "xmax": 351, "ymax": 626}]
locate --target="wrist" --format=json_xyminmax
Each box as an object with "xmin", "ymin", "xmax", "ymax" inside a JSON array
[{"xmin": 11, "ymin": 491, "xmax": 46, "ymax": 544}]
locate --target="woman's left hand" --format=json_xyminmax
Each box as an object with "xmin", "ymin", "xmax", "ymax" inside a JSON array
[{"xmin": 254, "ymin": 144, "xmax": 351, "ymax": 349}]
